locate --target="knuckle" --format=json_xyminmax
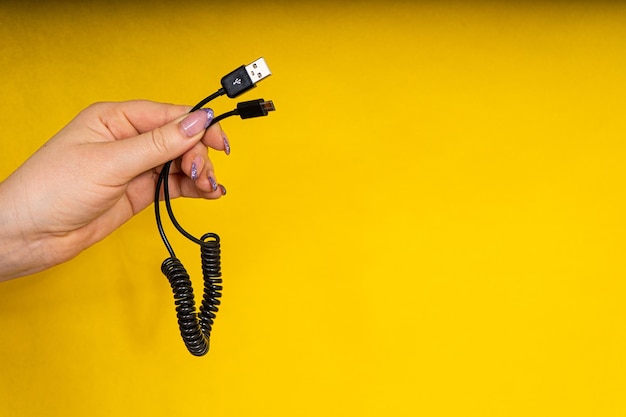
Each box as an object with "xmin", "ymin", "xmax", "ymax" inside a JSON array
[{"xmin": 148, "ymin": 128, "xmax": 170, "ymax": 155}]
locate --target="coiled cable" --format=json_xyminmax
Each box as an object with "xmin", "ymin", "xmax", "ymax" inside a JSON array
[
  {"xmin": 155, "ymin": 90, "xmax": 275, "ymax": 356},
  {"xmin": 154, "ymin": 91, "xmax": 226, "ymax": 357},
  {"xmin": 160, "ymin": 232, "xmax": 222, "ymax": 356},
  {"xmin": 156, "ymin": 161, "xmax": 223, "ymax": 356}
]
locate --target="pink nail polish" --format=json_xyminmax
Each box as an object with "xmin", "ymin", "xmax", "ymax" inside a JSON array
[{"xmin": 180, "ymin": 108, "xmax": 213, "ymax": 137}]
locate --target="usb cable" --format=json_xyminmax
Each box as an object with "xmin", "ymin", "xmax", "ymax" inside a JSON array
[
  {"xmin": 156, "ymin": 57, "xmax": 276, "ymax": 255},
  {"xmin": 155, "ymin": 57, "xmax": 276, "ymax": 356}
]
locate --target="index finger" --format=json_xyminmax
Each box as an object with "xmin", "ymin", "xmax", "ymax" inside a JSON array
[{"xmin": 93, "ymin": 100, "xmax": 192, "ymax": 140}]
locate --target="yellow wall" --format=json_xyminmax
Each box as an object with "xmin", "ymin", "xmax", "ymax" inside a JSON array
[{"xmin": 1, "ymin": 1, "xmax": 626, "ymax": 415}]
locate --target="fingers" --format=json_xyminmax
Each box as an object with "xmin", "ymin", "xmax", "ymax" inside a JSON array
[
  {"xmin": 180, "ymin": 141, "xmax": 219, "ymax": 193},
  {"xmin": 159, "ymin": 172, "xmax": 226, "ymax": 201},
  {"xmin": 95, "ymin": 100, "xmax": 232, "ymax": 199},
  {"xmin": 200, "ymin": 123, "xmax": 231, "ymax": 156},
  {"xmin": 176, "ymin": 122, "xmax": 230, "ymax": 191},
  {"xmin": 109, "ymin": 108, "xmax": 214, "ymax": 181},
  {"xmin": 95, "ymin": 100, "xmax": 192, "ymax": 138},
  {"xmin": 105, "ymin": 99, "xmax": 231, "ymax": 155}
]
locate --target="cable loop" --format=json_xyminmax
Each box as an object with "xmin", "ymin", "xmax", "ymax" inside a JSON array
[{"xmin": 160, "ymin": 232, "xmax": 222, "ymax": 357}]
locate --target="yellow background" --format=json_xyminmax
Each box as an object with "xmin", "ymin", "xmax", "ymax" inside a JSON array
[{"xmin": 1, "ymin": 1, "xmax": 626, "ymax": 415}]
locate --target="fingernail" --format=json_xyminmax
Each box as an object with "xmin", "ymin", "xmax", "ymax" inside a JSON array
[
  {"xmin": 191, "ymin": 162, "xmax": 198, "ymax": 180},
  {"xmin": 219, "ymin": 184, "xmax": 227, "ymax": 196},
  {"xmin": 180, "ymin": 108, "xmax": 213, "ymax": 137},
  {"xmin": 190, "ymin": 156, "xmax": 203, "ymax": 180},
  {"xmin": 208, "ymin": 175, "xmax": 218, "ymax": 192},
  {"xmin": 203, "ymin": 108, "xmax": 214, "ymax": 128},
  {"xmin": 222, "ymin": 132, "xmax": 231, "ymax": 155}
]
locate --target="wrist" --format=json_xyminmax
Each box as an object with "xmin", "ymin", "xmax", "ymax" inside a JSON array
[{"xmin": 0, "ymin": 179, "xmax": 51, "ymax": 281}]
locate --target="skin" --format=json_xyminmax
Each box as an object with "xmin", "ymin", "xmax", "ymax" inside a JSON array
[{"xmin": 0, "ymin": 100, "xmax": 228, "ymax": 281}]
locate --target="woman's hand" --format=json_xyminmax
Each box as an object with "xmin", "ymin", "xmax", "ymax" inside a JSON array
[{"xmin": 0, "ymin": 100, "xmax": 230, "ymax": 280}]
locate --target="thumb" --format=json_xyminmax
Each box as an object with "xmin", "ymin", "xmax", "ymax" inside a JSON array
[{"xmin": 111, "ymin": 108, "xmax": 214, "ymax": 179}]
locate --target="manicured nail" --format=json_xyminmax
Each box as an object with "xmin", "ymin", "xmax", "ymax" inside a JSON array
[
  {"xmin": 180, "ymin": 108, "xmax": 213, "ymax": 137},
  {"xmin": 190, "ymin": 156, "xmax": 203, "ymax": 180},
  {"xmin": 219, "ymin": 184, "xmax": 227, "ymax": 196},
  {"xmin": 222, "ymin": 132, "xmax": 231, "ymax": 155},
  {"xmin": 208, "ymin": 175, "xmax": 218, "ymax": 192},
  {"xmin": 203, "ymin": 108, "xmax": 214, "ymax": 128}
]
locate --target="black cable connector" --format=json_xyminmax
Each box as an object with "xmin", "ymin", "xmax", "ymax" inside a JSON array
[
  {"xmin": 221, "ymin": 57, "xmax": 272, "ymax": 98},
  {"xmin": 190, "ymin": 57, "xmax": 272, "ymax": 112},
  {"xmin": 208, "ymin": 99, "xmax": 276, "ymax": 126},
  {"xmin": 237, "ymin": 99, "xmax": 276, "ymax": 119}
]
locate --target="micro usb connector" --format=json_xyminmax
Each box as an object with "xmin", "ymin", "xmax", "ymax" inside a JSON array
[
  {"xmin": 236, "ymin": 99, "xmax": 276, "ymax": 119},
  {"xmin": 220, "ymin": 57, "xmax": 272, "ymax": 98}
]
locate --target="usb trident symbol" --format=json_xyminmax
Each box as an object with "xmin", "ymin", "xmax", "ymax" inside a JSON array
[{"xmin": 232, "ymin": 78, "xmax": 242, "ymax": 86}]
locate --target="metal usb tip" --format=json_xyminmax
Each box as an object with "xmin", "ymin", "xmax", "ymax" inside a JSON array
[
  {"xmin": 245, "ymin": 57, "xmax": 272, "ymax": 83},
  {"xmin": 262, "ymin": 100, "xmax": 276, "ymax": 113}
]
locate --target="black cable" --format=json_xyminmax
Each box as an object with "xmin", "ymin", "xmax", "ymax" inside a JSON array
[
  {"xmin": 156, "ymin": 109, "xmax": 239, "ymax": 251},
  {"xmin": 156, "ymin": 100, "xmax": 274, "ymax": 253},
  {"xmin": 154, "ymin": 161, "xmax": 176, "ymax": 258},
  {"xmin": 155, "ymin": 92, "xmax": 223, "ymax": 357},
  {"xmin": 189, "ymin": 88, "xmax": 225, "ymax": 113},
  {"xmin": 160, "ymin": 235, "xmax": 221, "ymax": 356},
  {"xmin": 154, "ymin": 57, "xmax": 274, "ymax": 356},
  {"xmin": 154, "ymin": 90, "xmax": 276, "ymax": 356}
]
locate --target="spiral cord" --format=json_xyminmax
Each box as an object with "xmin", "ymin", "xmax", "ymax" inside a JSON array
[
  {"xmin": 199, "ymin": 233, "xmax": 223, "ymax": 336},
  {"xmin": 153, "ymin": 62, "xmax": 275, "ymax": 355},
  {"xmin": 160, "ymin": 235, "xmax": 222, "ymax": 357}
]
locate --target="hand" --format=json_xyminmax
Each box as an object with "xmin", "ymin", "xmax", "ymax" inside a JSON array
[{"xmin": 0, "ymin": 100, "xmax": 229, "ymax": 280}]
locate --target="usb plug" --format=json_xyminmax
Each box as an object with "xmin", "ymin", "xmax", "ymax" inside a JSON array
[
  {"xmin": 236, "ymin": 99, "xmax": 276, "ymax": 119},
  {"xmin": 221, "ymin": 57, "xmax": 272, "ymax": 98}
]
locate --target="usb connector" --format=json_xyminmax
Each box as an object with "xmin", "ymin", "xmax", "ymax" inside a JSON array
[
  {"xmin": 221, "ymin": 57, "xmax": 272, "ymax": 98},
  {"xmin": 236, "ymin": 99, "xmax": 276, "ymax": 119},
  {"xmin": 189, "ymin": 57, "xmax": 274, "ymax": 112},
  {"xmin": 245, "ymin": 58, "xmax": 272, "ymax": 83},
  {"xmin": 207, "ymin": 99, "xmax": 276, "ymax": 126}
]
